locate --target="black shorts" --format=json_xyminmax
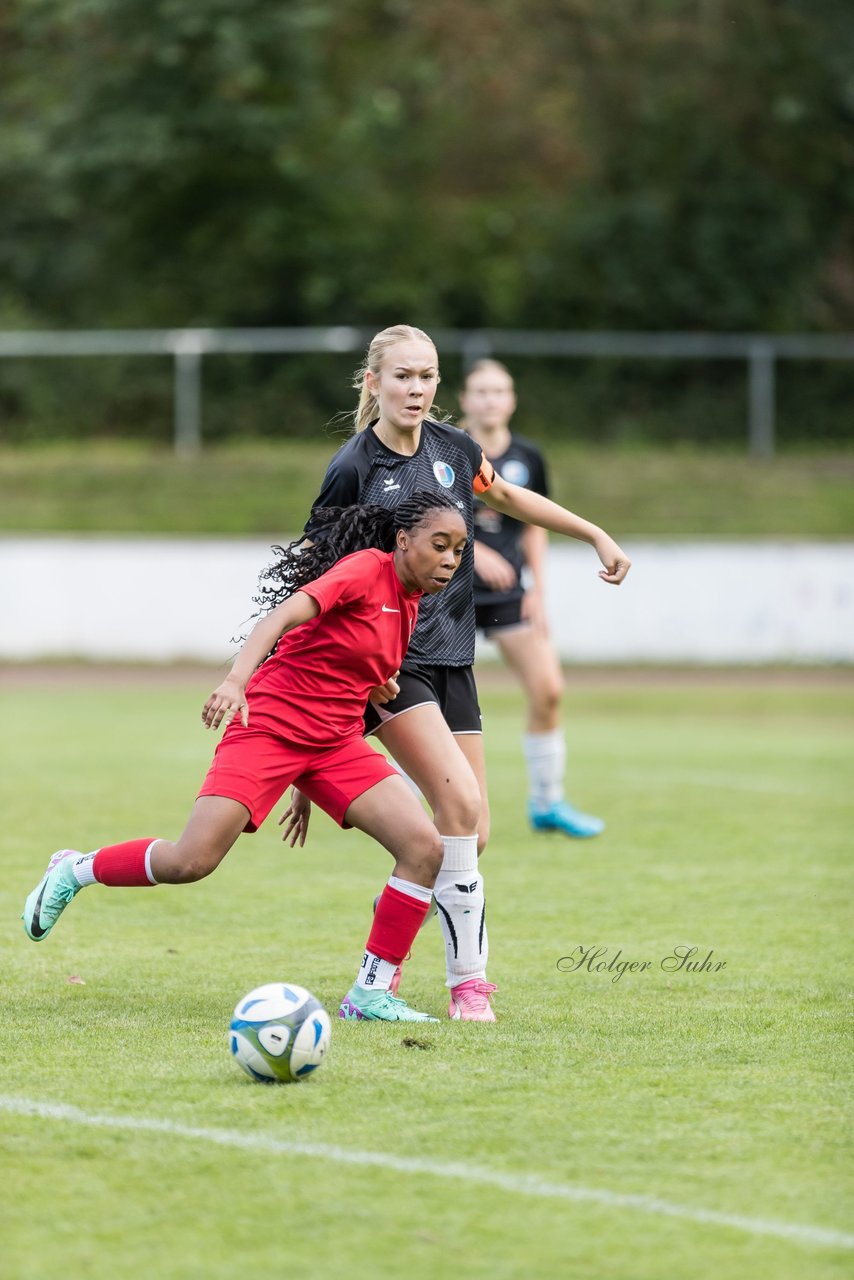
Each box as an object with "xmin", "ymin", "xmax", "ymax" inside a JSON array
[
  {"xmin": 474, "ymin": 596, "xmax": 530, "ymax": 637},
  {"xmin": 363, "ymin": 664, "xmax": 482, "ymax": 736}
]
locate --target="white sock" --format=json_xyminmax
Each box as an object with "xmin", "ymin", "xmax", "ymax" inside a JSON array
[
  {"xmin": 388, "ymin": 875, "xmax": 433, "ymax": 903},
  {"xmin": 434, "ymin": 835, "xmax": 487, "ymax": 987},
  {"xmin": 356, "ymin": 952, "xmax": 399, "ymax": 993},
  {"xmin": 355, "ymin": 877, "xmax": 434, "ymax": 994},
  {"xmin": 523, "ymin": 729, "xmax": 566, "ymax": 810},
  {"xmin": 71, "ymin": 852, "xmax": 97, "ymax": 887},
  {"xmin": 144, "ymin": 839, "xmax": 160, "ymax": 885}
]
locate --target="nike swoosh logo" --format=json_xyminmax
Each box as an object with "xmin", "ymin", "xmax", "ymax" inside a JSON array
[
  {"xmin": 28, "ymin": 879, "xmax": 50, "ymax": 939},
  {"xmin": 381, "ymin": 605, "xmax": 400, "ymax": 613}
]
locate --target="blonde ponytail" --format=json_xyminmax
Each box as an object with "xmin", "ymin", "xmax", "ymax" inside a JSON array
[{"xmin": 355, "ymin": 381, "xmax": 380, "ymax": 433}]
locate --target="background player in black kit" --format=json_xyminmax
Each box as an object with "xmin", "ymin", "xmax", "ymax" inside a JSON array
[
  {"xmin": 299, "ymin": 325, "xmax": 631, "ymax": 1020},
  {"xmin": 461, "ymin": 359, "xmax": 605, "ymax": 839}
]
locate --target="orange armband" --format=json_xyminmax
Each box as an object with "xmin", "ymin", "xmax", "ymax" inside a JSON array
[{"xmin": 472, "ymin": 457, "xmax": 496, "ymax": 494}]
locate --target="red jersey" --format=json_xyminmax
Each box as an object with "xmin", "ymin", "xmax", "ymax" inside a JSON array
[{"xmin": 244, "ymin": 549, "xmax": 421, "ymax": 746}]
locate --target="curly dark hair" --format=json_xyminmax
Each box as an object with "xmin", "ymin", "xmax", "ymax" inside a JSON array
[{"xmin": 254, "ymin": 488, "xmax": 463, "ymax": 614}]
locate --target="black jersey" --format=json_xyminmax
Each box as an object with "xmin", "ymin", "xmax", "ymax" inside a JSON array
[
  {"xmin": 472, "ymin": 434, "xmax": 549, "ymax": 607},
  {"xmin": 304, "ymin": 420, "xmax": 490, "ymax": 668}
]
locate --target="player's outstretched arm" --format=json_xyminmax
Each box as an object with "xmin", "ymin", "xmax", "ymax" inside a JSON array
[
  {"xmin": 202, "ymin": 593, "xmax": 321, "ymax": 730},
  {"xmin": 481, "ymin": 476, "xmax": 631, "ymax": 585}
]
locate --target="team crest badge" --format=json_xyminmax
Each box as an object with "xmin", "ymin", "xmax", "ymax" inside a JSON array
[
  {"xmin": 433, "ymin": 460, "xmax": 455, "ymax": 488},
  {"xmin": 501, "ymin": 459, "xmax": 530, "ymax": 486}
]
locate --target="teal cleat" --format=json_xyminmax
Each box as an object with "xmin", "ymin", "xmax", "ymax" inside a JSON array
[
  {"xmin": 22, "ymin": 850, "xmax": 83, "ymax": 941},
  {"xmin": 338, "ymin": 985, "xmax": 438, "ymax": 1022},
  {"xmin": 529, "ymin": 801, "xmax": 605, "ymax": 839}
]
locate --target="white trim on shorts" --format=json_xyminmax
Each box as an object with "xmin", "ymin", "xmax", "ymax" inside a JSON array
[
  {"xmin": 365, "ymin": 699, "xmax": 435, "ymax": 735},
  {"xmin": 366, "ymin": 699, "xmax": 483, "ymax": 738}
]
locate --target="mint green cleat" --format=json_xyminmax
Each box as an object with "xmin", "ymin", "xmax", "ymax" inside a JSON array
[
  {"xmin": 22, "ymin": 850, "xmax": 83, "ymax": 941},
  {"xmin": 338, "ymin": 985, "xmax": 438, "ymax": 1022}
]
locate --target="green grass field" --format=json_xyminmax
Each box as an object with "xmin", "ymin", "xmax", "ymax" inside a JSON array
[
  {"xmin": 2, "ymin": 668, "xmax": 852, "ymax": 1280},
  {"xmin": 1, "ymin": 441, "xmax": 853, "ymax": 536}
]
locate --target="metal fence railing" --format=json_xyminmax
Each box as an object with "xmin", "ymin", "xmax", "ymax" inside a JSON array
[{"xmin": 1, "ymin": 326, "xmax": 851, "ymax": 457}]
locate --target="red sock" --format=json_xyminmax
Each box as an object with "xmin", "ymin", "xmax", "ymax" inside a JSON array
[
  {"xmin": 366, "ymin": 885, "xmax": 431, "ymax": 965},
  {"xmin": 93, "ymin": 838, "xmax": 160, "ymax": 887}
]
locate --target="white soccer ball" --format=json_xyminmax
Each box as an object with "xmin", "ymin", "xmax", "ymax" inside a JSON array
[{"xmin": 229, "ymin": 983, "xmax": 332, "ymax": 1083}]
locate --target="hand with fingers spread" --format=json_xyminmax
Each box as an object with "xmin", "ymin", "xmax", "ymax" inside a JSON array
[
  {"xmin": 278, "ymin": 787, "xmax": 312, "ymax": 847},
  {"xmin": 202, "ymin": 676, "xmax": 249, "ymax": 731}
]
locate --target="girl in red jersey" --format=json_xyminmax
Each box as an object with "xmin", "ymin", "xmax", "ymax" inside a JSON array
[
  {"xmin": 22, "ymin": 492, "xmax": 468, "ymax": 1024},
  {"xmin": 301, "ymin": 325, "xmax": 631, "ymax": 1021}
]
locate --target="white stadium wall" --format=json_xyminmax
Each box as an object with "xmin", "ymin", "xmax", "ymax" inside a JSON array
[{"xmin": 1, "ymin": 536, "xmax": 852, "ymax": 665}]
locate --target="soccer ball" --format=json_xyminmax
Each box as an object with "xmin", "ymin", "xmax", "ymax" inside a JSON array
[{"xmin": 229, "ymin": 983, "xmax": 332, "ymax": 1083}]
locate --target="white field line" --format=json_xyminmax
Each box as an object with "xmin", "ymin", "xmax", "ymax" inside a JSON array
[{"xmin": 1, "ymin": 1095, "xmax": 851, "ymax": 1252}]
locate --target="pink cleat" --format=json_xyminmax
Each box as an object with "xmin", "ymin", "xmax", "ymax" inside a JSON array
[{"xmin": 448, "ymin": 979, "xmax": 497, "ymax": 1022}]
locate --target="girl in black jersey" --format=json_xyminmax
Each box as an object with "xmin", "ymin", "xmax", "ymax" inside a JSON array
[
  {"xmin": 299, "ymin": 324, "xmax": 631, "ymax": 1021},
  {"xmin": 461, "ymin": 358, "xmax": 604, "ymax": 840}
]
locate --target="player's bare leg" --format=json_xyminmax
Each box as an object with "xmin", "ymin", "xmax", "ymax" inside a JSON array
[
  {"xmin": 344, "ymin": 773, "xmax": 444, "ymax": 888},
  {"xmin": 148, "ymin": 797, "xmax": 251, "ymax": 881},
  {"xmin": 375, "ymin": 707, "xmax": 496, "ymax": 1020},
  {"xmin": 495, "ymin": 625, "xmax": 563, "ymax": 734},
  {"xmin": 22, "ymin": 796, "xmax": 250, "ymax": 942},
  {"xmin": 496, "ymin": 626, "xmax": 604, "ymax": 838},
  {"xmin": 338, "ymin": 775, "xmax": 442, "ymax": 1022},
  {"xmin": 453, "ymin": 729, "xmax": 491, "ymax": 856},
  {"xmin": 375, "ymin": 703, "xmax": 481, "ymax": 838}
]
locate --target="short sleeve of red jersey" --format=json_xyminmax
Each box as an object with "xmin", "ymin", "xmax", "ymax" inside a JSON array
[
  {"xmin": 472, "ymin": 451, "xmax": 496, "ymax": 494},
  {"xmin": 298, "ymin": 549, "xmax": 382, "ymax": 615}
]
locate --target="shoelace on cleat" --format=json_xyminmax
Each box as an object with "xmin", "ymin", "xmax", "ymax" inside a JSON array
[
  {"xmin": 454, "ymin": 982, "xmax": 497, "ymax": 1010},
  {"xmin": 45, "ymin": 872, "xmax": 78, "ymax": 914}
]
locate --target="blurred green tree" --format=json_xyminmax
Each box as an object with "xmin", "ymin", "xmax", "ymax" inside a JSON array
[
  {"xmin": 0, "ymin": 0, "xmax": 851, "ymax": 440},
  {"xmin": 2, "ymin": 0, "xmax": 851, "ymax": 330}
]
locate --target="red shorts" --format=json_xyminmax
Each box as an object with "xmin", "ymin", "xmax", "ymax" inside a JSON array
[{"xmin": 197, "ymin": 722, "xmax": 397, "ymax": 832}]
